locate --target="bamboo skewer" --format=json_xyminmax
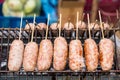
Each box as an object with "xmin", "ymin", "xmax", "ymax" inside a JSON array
[
  {"xmin": 25, "ymin": 20, "xmax": 31, "ymax": 30},
  {"xmin": 116, "ymin": 9, "xmax": 119, "ymax": 19},
  {"xmin": 68, "ymin": 18, "xmax": 70, "ymax": 29},
  {"xmin": 19, "ymin": 12, "xmax": 23, "ymax": 40},
  {"xmin": 31, "ymin": 14, "xmax": 36, "ymax": 42},
  {"xmin": 87, "ymin": 13, "xmax": 91, "ymax": 39},
  {"xmin": 59, "ymin": 14, "xmax": 62, "ymax": 37},
  {"xmin": 80, "ymin": 13, "xmax": 85, "ymax": 28},
  {"xmin": 45, "ymin": 14, "xmax": 50, "ymax": 40},
  {"xmin": 93, "ymin": 20, "xmax": 98, "ymax": 29},
  {"xmin": 76, "ymin": 12, "xmax": 79, "ymax": 40},
  {"xmin": 98, "ymin": 10, "xmax": 104, "ymax": 39},
  {"xmin": 81, "ymin": 13, "xmax": 85, "ymax": 21},
  {"xmin": 55, "ymin": 19, "xmax": 59, "ymax": 29}
]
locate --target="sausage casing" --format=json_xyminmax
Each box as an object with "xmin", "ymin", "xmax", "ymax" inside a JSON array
[
  {"xmin": 53, "ymin": 37, "xmax": 68, "ymax": 71},
  {"xmin": 23, "ymin": 42, "xmax": 38, "ymax": 71},
  {"xmin": 84, "ymin": 38, "xmax": 99, "ymax": 71},
  {"xmin": 63, "ymin": 22, "xmax": 74, "ymax": 30},
  {"xmin": 99, "ymin": 38, "xmax": 114, "ymax": 71},
  {"xmin": 69, "ymin": 40, "xmax": 85, "ymax": 71},
  {"xmin": 37, "ymin": 39, "xmax": 53, "ymax": 71},
  {"xmin": 8, "ymin": 40, "xmax": 24, "ymax": 71}
]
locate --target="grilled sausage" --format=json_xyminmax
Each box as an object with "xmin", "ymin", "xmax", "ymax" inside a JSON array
[
  {"xmin": 36, "ymin": 23, "xmax": 47, "ymax": 30},
  {"xmin": 53, "ymin": 37, "xmax": 68, "ymax": 71},
  {"xmin": 63, "ymin": 22, "xmax": 74, "ymax": 30},
  {"xmin": 103, "ymin": 23, "xmax": 110, "ymax": 29},
  {"xmin": 23, "ymin": 42, "xmax": 38, "ymax": 71},
  {"xmin": 88, "ymin": 23, "xmax": 100, "ymax": 30},
  {"xmin": 99, "ymin": 38, "xmax": 114, "ymax": 71},
  {"xmin": 25, "ymin": 23, "xmax": 35, "ymax": 31},
  {"xmin": 84, "ymin": 38, "xmax": 99, "ymax": 71},
  {"xmin": 76, "ymin": 21, "xmax": 86, "ymax": 29},
  {"xmin": 50, "ymin": 23, "xmax": 60, "ymax": 30},
  {"xmin": 37, "ymin": 39, "xmax": 53, "ymax": 71},
  {"xmin": 69, "ymin": 40, "xmax": 85, "ymax": 71},
  {"xmin": 8, "ymin": 40, "xmax": 24, "ymax": 71}
]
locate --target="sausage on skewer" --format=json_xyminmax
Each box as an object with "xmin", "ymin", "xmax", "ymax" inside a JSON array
[
  {"xmin": 69, "ymin": 40, "xmax": 85, "ymax": 71},
  {"xmin": 99, "ymin": 38, "xmax": 114, "ymax": 71},
  {"xmin": 50, "ymin": 23, "xmax": 60, "ymax": 30},
  {"xmin": 8, "ymin": 40, "xmax": 24, "ymax": 71},
  {"xmin": 23, "ymin": 42, "xmax": 38, "ymax": 71},
  {"xmin": 84, "ymin": 38, "xmax": 99, "ymax": 71},
  {"xmin": 63, "ymin": 22, "xmax": 74, "ymax": 30},
  {"xmin": 76, "ymin": 21, "xmax": 86, "ymax": 29},
  {"xmin": 53, "ymin": 37, "xmax": 68, "ymax": 71},
  {"xmin": 36, "ymin": 23, "xmax": 47, "ymax": 30},
  {"xmin": 25, "ymin": 23, "xmax": 35, "ymax": 31},
  {"xmin": 37, "ymin": 39, "xmax": 53, "ymax": 71}
]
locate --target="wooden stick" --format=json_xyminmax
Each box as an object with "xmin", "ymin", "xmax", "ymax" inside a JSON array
[
  {"xmin": 102, "ymin": 22, "xmax": 105, "ymax": 29},
  {"xmin": 81, "ymin": 13, "xmax": 85, "ymax": 21},
  {"xmin": 68, "ymin": 18, "xmax": 70, "ymax": 29},
  {"xmin": 45, "ymin": 14, "xmax": 50, "ymax": 39},
  {"xmin": 26, "ymin": 20, "xmax": 31, "ymax": 28},
  {"xmin": 83, "ymin": 13, "xmax": 85, "ymax": 20},
  {"xmin": 55, "ymin": 19, "xmax": 59, "ymax": 29},
  {"xmin": 80, "ymin": 13, "xmax": 85, "ymax": 28},
  {"xmin": 59, "ymin": 14, "xmax": 62, "ymax": 37},
  {"xmin": 76, "ymin": 12, "xmax": 79, "ymax": 40},
  {"xmin": 87, "ymin": 13, "xmax": 90, "ymax": 27},
  {"xmin": 87, "ymin": 13, "xmax": 91, "ymax": 38},
  {"xmin": 93, "ymin": 20, "xmax": 98, "ymax": 29},
  {"xmin": 98, "ymin": 10, "xmax": 104, "ymax": 39},
  {"xmin": 116, "ymin": 9, "xmax": 119, "ymax": 19},
  {"xmin": 19, "ymin": 12, "xmax": 23, "ymax": 40},
  {"xmin": 31, "ymin": 14, "xmax": 36, "ymax": 42}
]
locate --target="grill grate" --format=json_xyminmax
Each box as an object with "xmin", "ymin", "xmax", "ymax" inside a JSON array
[{"xmin": 0, "ymin": 28, "xmax": 120, "ymax": 80}]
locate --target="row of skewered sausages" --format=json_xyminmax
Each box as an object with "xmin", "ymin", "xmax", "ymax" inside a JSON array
[
  {"xmin": 8, "ymin": 36, "xmax": 114, "ymax": 72},
  {"xmin": 25, "ymin": 21, "xmax": 110, "ymax": 31}
]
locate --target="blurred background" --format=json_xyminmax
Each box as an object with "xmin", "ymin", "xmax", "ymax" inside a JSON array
[{"xmin": 0, "ymin": 0, "xmax": 120, "ymax": 28}]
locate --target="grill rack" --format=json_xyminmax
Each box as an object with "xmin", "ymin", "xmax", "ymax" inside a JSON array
[{"xmin": 0, "ymin": 27, "xmax": 120, "ymax": 80}]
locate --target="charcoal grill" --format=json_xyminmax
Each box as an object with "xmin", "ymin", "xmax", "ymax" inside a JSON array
[{"xmin": 0, "ymin": 26, "xmax": 120, "ymax": 80}]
